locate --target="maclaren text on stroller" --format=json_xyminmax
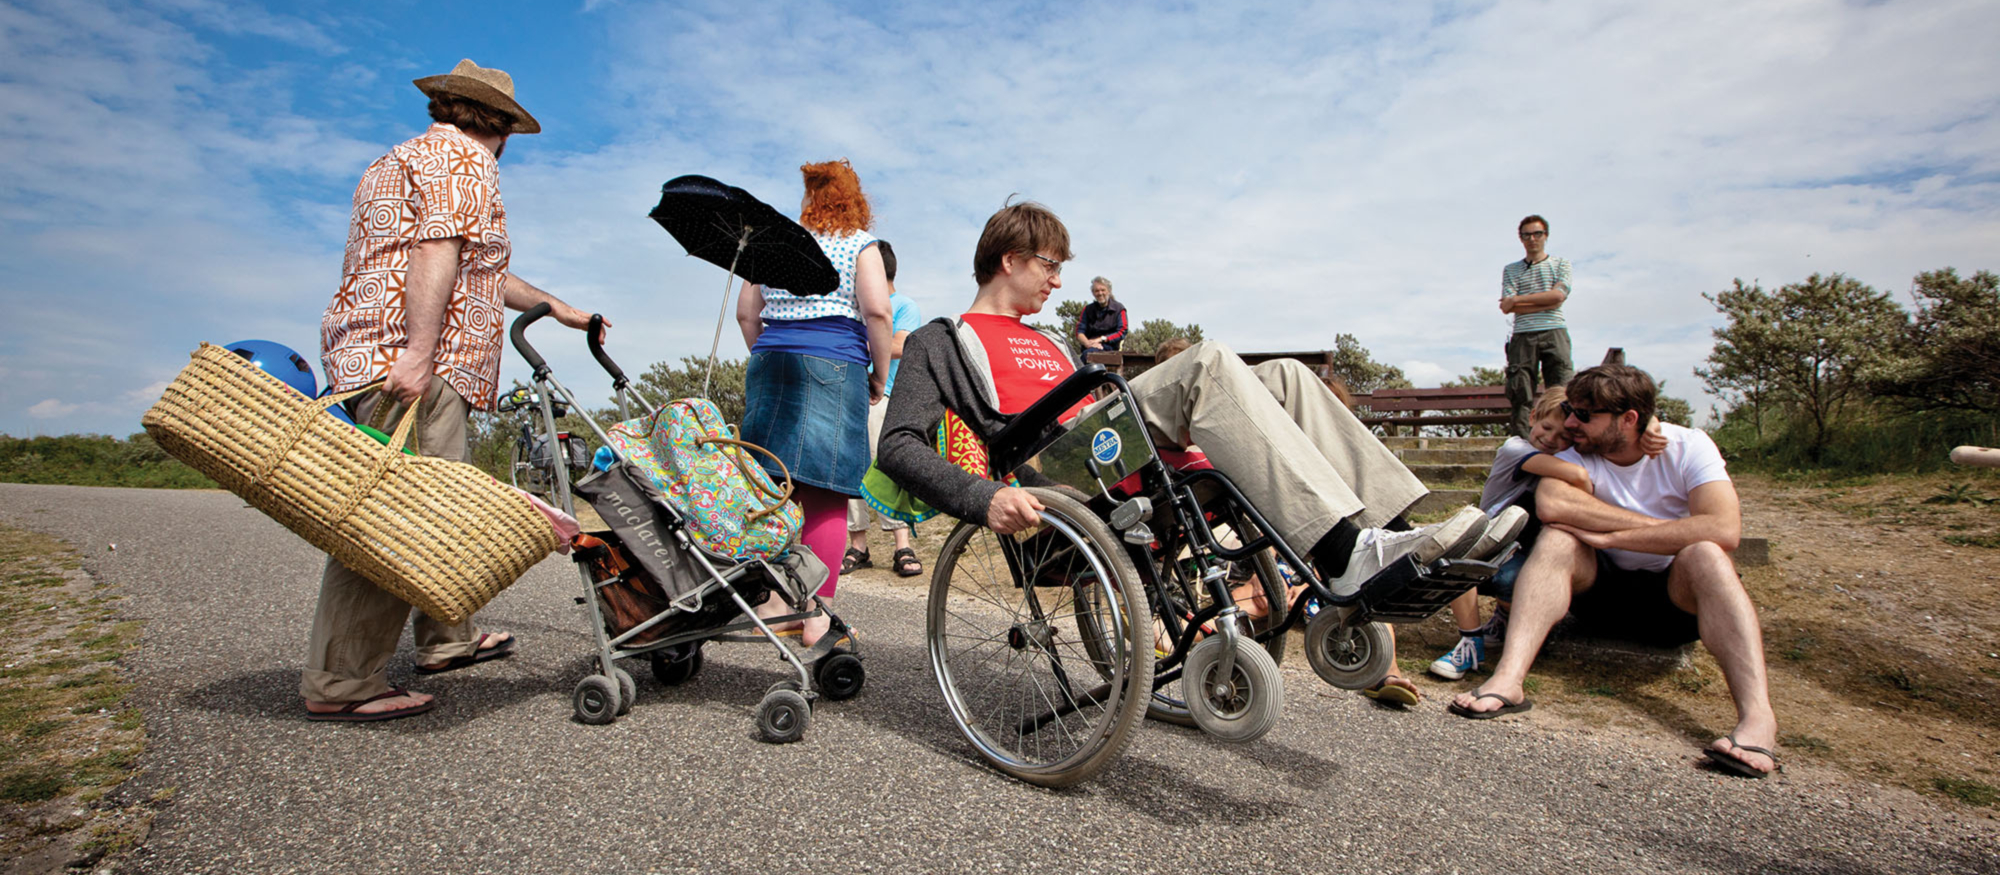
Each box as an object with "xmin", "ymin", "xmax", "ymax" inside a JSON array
[{"xmin": 510, "ymin": 303, "xmax": 863, "ymax": 740}]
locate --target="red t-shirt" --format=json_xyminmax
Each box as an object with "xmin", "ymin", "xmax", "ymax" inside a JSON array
[{"xmin": 960, "ymin": 313, "xmax": 1088, "ymax": 422}]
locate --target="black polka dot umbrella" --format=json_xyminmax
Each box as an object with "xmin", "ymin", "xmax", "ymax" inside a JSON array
[{"xmin": 648, "ymin": 175, "xmax": 840, "ymax": 395}]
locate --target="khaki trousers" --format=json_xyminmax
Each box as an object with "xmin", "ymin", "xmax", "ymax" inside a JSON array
[
  {"xmin": 299, "ymin": 376, "xmax": 485, "ymax": 703},
  {"xmin": 1125, "ymin": 341, "xmax": 1428, "ymax": 549},
  {"xmin": 847, "ymin": 396, "xmax": 909, "ymax": 532}
]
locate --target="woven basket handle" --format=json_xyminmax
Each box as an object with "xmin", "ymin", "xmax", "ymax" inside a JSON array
[
  {"xmin": 696, "ymin": 436, "xmax": 795, "ymax": 523},
  {"xmin": 252, "ymin": 378, "xmax": 390, "ymax": 484},
  {"xmin": 329, "ymin": 387, "xmax": 425, "ymax": 526}
]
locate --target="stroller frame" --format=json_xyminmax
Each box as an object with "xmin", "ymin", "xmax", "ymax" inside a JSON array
[{"xmin": 510, "ymin": 304, "xmax": 862, "ymax": 740}]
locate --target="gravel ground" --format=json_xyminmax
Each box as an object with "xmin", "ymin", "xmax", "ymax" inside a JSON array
[{"xmin": 2, "ymin": 482, "xmax": 1996, "ymax": 875}]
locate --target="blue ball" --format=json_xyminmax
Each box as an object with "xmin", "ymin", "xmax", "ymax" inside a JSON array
[{"xmin": 224, "ymin": 340, "xmax": 318, "ymax": 399}]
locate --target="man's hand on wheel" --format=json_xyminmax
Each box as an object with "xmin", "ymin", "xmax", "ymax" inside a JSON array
[{"xmin": 986, "ymin": 486, "xmax": 1044, "ymax": 535}]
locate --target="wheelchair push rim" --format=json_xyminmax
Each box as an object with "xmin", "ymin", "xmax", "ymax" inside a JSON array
[{"xmin": 926, "ymin": 487, "xmax": 1153, "ymax": 787}]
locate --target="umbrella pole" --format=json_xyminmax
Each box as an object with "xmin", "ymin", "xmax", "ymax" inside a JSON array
[{"xmin": 703, "ymin": 227, "xmax": 751, "ymax": 399}]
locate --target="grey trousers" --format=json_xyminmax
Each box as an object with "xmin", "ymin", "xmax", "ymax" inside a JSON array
[
  {"xmin": 299, "ymin": 376, "xmax": 485, "ymax": 703},
  {"xmin": 1506, "ymin": 327, "xmax": 1573, "ymax": 437},
  {"xmin": 1125, "ymin": 341, "xmax": 1429, "ymax": 550}
]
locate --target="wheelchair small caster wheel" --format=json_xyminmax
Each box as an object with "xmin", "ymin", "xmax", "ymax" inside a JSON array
[
  {"xmin": 757, "ymin": 689, "xmax": 811, "ymax": 743},
  {"xmin": 1182, "ymin": 635, "xmax": 1283, "ymax": 743},
  {"xmin": 612, "ymin": 667, "xmax": 636, "ymax": 716},
  {"xmin": 1304, "ymin": 609, "xmax": 1393, "ymax": 691},
  {"xmin": 572, "ymin": 674, "xmax": 619, "ymax": 725},
  {"xmin": 815, "ymin": 652, "xmax": 865, "ymax": 701},
  {"xmin": 650, "ymin": 646, "xmax": 703, "ymax": 686}
]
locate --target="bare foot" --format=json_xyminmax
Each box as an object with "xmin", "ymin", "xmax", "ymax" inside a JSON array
[
  {"xmin": 415, "ymin": 630, "xmax": 513, "ymax": 673},
  {"xmin": 1450, "ymin": 681, "xmax": 1526, "ymax": 715},
  {"xmin": 754, "ymin": 593, "xmax": 804, "ymax": 633},
  {"xmin": 1707, "ymin": 726, "xmax": 1779, "ymax": 776}
]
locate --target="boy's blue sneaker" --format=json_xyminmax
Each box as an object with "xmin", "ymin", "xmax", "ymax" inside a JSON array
[{"xmin": 1428, "ymin": 634, "xmax": 1485, "ymax": 680}]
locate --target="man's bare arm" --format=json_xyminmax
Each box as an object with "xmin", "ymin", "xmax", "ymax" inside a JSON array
[
  {"xmin": 383, "ymin": 237, "xmax": 461, "ymax": 401},
  {"xmin": 1535, "ymin": 477, "xmax": 1660, "ymax": 531},
  {"xmin": 1544, "ymin": 479, "xmax": 1741, "ymax": 555},
  {"xmin": 1507, "ymin": 288, "xmax": 1568, "ymax": 314},
  {"xmin": 502, "ymin": 272, "xmax": 602, "ymax": 337}
]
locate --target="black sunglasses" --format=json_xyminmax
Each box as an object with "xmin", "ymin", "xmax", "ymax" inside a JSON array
[{"xmin": 1560, "ymin": 401, "xmax": 1620, "ymax": 423}]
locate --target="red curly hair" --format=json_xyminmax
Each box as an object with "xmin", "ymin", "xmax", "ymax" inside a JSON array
[{"xmin": 797, "ymin": 159, "xmax": 873, "ymax": 235}]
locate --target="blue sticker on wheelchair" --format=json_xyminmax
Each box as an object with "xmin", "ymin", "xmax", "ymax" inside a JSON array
[{"xmin": 1091, "ymin": 428, "xmax": 1121, "ymax": 464}]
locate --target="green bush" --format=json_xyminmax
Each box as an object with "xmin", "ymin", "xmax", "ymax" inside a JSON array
[{"xmin": 0, "ymin": 434, "xmax": 214, "ymax": 489}]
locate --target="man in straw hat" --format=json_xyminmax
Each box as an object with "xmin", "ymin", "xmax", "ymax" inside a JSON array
[{"xmin": 309, "ymin": 59, "xmax": 606, "ymax": 722}]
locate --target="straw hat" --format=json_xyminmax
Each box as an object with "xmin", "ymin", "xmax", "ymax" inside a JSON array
[{"xmin": 412, "ymin": 59, "xmax": 541, "ymax": 134}]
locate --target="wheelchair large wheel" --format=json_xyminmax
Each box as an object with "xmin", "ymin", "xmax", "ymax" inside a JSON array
[
  {"xmin": 1182, "ymin": 634, "xmax": 1284, "ymax": 742},
  {"xmin": 927, "ymin": 487, "xmax": 1152, "ymax": 788},
  {"xmin": 1304, "ymin": 608, "xmax": 1394, "ymax": 691}
]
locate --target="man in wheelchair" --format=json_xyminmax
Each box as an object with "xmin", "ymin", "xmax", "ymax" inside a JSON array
[{"xmin": 877, "ymin": 201, "xmax": 1512, "ymax": 603}]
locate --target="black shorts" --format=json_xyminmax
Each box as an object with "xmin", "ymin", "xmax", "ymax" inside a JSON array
[{"xmin": 1568, "ymin": 553, "xmax": 1701, "ymax": 647}]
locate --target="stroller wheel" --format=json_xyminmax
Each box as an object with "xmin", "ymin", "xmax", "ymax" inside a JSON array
[
  {"xmin": 649, "ymin": 647, "xmax": 704, "ymax": 687},
  {"xmin": 573, "ymin": 675, "xmax": 620, "ymax": 725},
  {"xmin": 815, "ymin": 652, "xmax": 865, "ymax": 701},
  {"xmin": 613, "ymin": 668, "xmax": 636, "ymax": 716},
  {"xmin": 757, "ymin": 689, "xmax": 811, "ymax": 744}
]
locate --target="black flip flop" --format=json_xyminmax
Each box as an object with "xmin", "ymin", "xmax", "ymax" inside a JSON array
[
  {"xmin": 305, "ymin": 687, "xmax": 434, "ymax": 723},
  {"xmin": 1704, "ymin": 735, "xmax": 1780, "ymax": 778},
  {"xmin": 1448, "ymin": 691, "xmax": 1533, "ymax": 720},
  {"xmin": 413, "ymin": 632, "xmax": 516, "ymax": 675}
]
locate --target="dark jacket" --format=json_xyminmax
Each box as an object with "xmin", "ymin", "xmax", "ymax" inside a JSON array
[
  {"xmin": 1077, "ymin": 300, "xmax": 1128, "ymax": 350},
  {"xmin": 877, "ymin": 316, "xmax": 1075, "ymax": 526}
]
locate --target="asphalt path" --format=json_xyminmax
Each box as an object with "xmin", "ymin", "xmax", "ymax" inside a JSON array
[{"xmin": 3, "ymin": 483, "xmax": 1996, "ymax": 874}]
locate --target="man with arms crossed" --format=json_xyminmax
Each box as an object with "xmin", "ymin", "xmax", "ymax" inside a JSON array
[
  {"xmin": 1449, "ymin": 364, "xmax": 1778, "ymax": 778},
  {"xmin": 1501, "ymin": 214, "xmax": 1574, "ymax": 438}
]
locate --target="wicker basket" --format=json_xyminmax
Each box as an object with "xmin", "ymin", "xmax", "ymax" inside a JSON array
[{"xmin": 143, "ymin": 343, "xmax": 559, "ymax": 624}]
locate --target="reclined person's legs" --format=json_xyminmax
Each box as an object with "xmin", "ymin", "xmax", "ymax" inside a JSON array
[
  {"xmin": 1127, "ymin": 340, "xmax": 1373, "ymax": 549},
  {"xmin": 1249, "ymin": 356, "xmax": 1427, "ymax": 529}
]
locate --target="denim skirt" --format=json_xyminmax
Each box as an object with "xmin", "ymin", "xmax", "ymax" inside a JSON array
[{"xmin": 740, "ymin": 351, "xmax": 869, "ymax": 496}]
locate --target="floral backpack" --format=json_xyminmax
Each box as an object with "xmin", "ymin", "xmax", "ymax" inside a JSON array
[{"xmin": 603, "ymin": 398, "xmax": 802, "ymax": 560}]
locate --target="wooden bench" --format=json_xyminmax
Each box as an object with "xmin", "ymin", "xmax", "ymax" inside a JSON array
[{"xmin": 1349, "ymin": 386, "xmax": 1509, "ymax": 435}]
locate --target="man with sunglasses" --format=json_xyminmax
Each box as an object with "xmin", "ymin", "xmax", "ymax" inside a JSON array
[
  {"xmin": 1499, "ymin": 215, "xmax": 1574, "ymax": 438},
  {"xmin": 1448, "ymin": 365, "xmax": 1778, "ymax": 778}
]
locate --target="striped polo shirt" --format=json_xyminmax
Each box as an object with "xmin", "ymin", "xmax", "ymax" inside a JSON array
[{"xmin": 1501, "ymin": 255, "xmax": 1571, "ymax": 335}]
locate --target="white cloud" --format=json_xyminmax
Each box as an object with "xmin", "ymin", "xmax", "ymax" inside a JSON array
[{"xmin": 28, "ymin": 398, "xmax": 79, "ymax": 419}]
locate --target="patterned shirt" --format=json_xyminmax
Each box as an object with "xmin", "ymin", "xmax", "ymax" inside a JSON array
[
  {"xmin": 322, "ymin": 123, "xmax": 511, "ymax": 410},
  {"xmin": 1501, "ymin": 255, "xmax": 1571, "ymax": 335}
]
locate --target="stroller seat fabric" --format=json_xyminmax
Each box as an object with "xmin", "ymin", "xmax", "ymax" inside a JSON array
[{"xmin": 604, "ymin": 398, "xmax": 802, "ymax": 561}]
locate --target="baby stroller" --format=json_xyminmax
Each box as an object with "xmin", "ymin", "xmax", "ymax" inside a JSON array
[{"xmin": 509, "ymin": 304, "xmax": 863, "ymax": 741}]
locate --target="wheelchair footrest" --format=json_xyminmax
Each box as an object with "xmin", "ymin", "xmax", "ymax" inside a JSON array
[{"xmin": 1349, "ymin": 554, "xmax": 1501, "ymax": 625}]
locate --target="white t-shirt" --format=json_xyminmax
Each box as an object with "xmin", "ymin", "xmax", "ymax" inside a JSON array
[{"xmin": 1557, "ymin": 423, "xmax": 1731, "ymax": 572}]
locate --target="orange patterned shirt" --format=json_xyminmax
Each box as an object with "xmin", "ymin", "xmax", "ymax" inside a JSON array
[{"xmin": 321, "ymin": 123, "xmax": 511, "ymax": 410}]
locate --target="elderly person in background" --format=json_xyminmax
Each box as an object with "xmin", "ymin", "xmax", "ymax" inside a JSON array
[
  {"xmin": 1075, "ymin": 275, "xmax": 1128, "ymax": 351},
  {"xmin": 310, "ymin": 59, "xmax": 605, "ymax": 722},
  {"xmin": 737, "ymin": 159, "xmax": 895, "ymax": 646}
]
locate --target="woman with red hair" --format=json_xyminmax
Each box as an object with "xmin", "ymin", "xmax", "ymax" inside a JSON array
[{"xmin": 736, "ymin": 159, "xmax": 894, "ymax": 645}]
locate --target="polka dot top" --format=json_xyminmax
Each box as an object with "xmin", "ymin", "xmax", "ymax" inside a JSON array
[{"xmin": 759, "ymin": 229, "xmax": 877, "ymax": 322}]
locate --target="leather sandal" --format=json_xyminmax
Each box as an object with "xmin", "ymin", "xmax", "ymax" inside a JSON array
[
  {"xmin": 892, "ymin": 547, "xmax": 923, "ymax": 577},
  {"xmin": 841, "ymin": 547, "xmax": 871, "ymax": 574}
]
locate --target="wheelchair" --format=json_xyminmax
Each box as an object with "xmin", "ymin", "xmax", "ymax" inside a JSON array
[{"xmin": 925, "ymin": 364, "xmax": 1512, "ymax": 786}]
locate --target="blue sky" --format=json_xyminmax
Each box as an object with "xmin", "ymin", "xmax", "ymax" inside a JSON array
[{"xmin": 4, "ymin": 0, "xmax": 1997, "ymax": 437}]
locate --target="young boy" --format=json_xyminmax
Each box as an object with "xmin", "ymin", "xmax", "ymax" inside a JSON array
[{"xmin": 1428, "ymin": 388, "xmax": 1587, "ymax": 679}]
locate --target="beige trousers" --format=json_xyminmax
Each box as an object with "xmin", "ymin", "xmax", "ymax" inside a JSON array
[
  {"xmin": 299, "ymin": 376, "xmax": 485, "ymax": 703},
  {"xmin": 1124, "ymin": 341, "xmax": 1428, "ymax": 549},
  {"xmin": 847, "ymin": 396, "xmax": 909, "ymax": 532}
]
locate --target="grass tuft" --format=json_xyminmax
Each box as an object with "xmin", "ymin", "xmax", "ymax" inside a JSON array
[{"xmin": 1933, "ymin": 777, "xmax": 1999, "ymax": 807}]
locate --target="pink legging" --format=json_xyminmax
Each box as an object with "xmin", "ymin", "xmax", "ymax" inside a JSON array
[{"xmin": 796, "ymin": 485, "xmax": 847, "ymax": 599}]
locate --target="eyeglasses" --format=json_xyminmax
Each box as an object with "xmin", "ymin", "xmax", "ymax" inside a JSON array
[
  {"xmin": 1560, "ymin": 401, "xmax": 1619, "ymax": 423},
  {"xmin": 1030, "ymin": 253, "xmax": 1063, "ymax": 275},
  {"xmin": 1519, "ymin": 230, "xmax": 1547, "ymax": 239}
]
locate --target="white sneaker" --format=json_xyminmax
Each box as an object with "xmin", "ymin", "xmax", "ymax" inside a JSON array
[
  {"xmin": 1467, "ymin": 506, "xmax": 1530, "ymax": 561},
  {"xmin": 1325, "ymin": 507, "xmax": 1485, "ymax": 597}
]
